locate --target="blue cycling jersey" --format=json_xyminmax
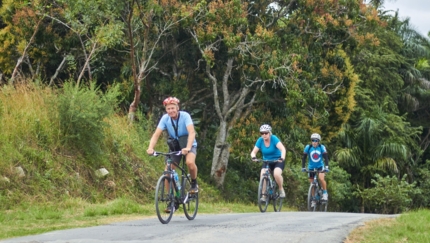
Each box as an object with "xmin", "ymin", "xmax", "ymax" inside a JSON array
[
  {"xmin": 304, "ymin": 144, "xmax": 327, "ymax": 169},
  {"xmin": 255, "ymin": 135, "xmax": 281, "ymax": 161}
]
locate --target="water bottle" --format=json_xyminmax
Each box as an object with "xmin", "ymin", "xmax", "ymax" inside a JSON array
[{"xmin": 173, "ymin": 170, "xmax": 181, "ymax": 191}]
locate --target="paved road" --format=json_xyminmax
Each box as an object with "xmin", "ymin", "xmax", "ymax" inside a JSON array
[{"xmin": 1, "ymin": 212, "xmax": 396, "ymax": 243}]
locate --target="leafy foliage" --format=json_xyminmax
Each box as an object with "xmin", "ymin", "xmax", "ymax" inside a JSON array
[
  {"xmin": 57, "ymin": 82, "xmax": 121, "ymax": 161},
  {"xmin": 355, "ymin": 174, "xmax": 419, "ymax": 214},
  {"xmin": 1, "ymin": 0, "xmax": 430, "ymax": 214}
]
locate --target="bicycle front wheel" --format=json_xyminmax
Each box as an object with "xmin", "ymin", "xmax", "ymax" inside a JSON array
[
  {"xmin": 318, "ymin": 197, "xmax": 328, "ymax": 212},
  {"xmin": 258, "ymin": 177, "xmax": 270, "ymax": 212},
  {"xmin": 182, "ymin": 175, "xmax": 199, "ymax": 220},
  {"xmin": 272, "ymin": 181, "xmax": 283, "ymax": 212},
  {"xmin": 307, "ymin": 184, "xmax": 316, "ymax": 212},
  {"xmin": 155, "ymin": 175, "xmax": 174, "ymax": 224}
]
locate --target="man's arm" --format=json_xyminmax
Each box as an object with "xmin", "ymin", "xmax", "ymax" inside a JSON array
[
  {"xmin": 147, "ymin": 127, "xmax": 163, "ymax": 154},
  {"xmin": 302, "ymin": 153, "xmax": 307, "ymax": 168},
  {"xmin": 184, "ymin": 124, "xmax": 196, "ymax": 151},
  {"xmin": 323, "ymin": 153, "xmax": 329, "ymax": 167}
]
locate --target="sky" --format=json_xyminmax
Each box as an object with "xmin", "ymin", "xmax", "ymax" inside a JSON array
[{"xmin": 381, "ymin": 0, "xmax": 430, "ymax": 37}]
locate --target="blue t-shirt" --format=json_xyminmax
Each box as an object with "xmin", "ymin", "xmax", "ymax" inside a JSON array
[
  {"xmin": 304, "ymin": 144, "xmax": 327, "ymax": 169},
  {"xmin": 255, "ymin": 135, "xmax": 281, "ymax": 160},
  {"xmin": 157, "ymin": 111, "xmax": 197, "ymax": 147}
]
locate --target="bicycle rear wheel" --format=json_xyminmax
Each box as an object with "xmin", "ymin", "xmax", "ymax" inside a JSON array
[
  {"xmin": 182, "ymin": 174, "xmax": 199, "ymax": 220},
  {"xmin": 155, "ymin": 175, "xmax": 174, "ymax": 224},
  {"xmin": 307, "ymin": 184, "xmax": 316, "ymax": 212},
  {"xmin": 258, "ymin": 177, "xmax": 270, "ymax": 212},
  {"xmin": 272, "ymin": 181, "xmax": 283, "ymax": 212}
]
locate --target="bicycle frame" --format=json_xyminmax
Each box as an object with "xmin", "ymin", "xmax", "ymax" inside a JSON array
[
  {"xmin": 153, "ymin": 151, "xmax": 199, "ymax": 224},
  {"xmin": 255, "ymin": 159, "xmax": 283, "ymax": 213},
  {"xmin": 304, "ymin": 168, "xmax": 328, "ymax": 212}
]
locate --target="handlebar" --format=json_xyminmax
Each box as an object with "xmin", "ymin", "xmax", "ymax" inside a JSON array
[
  {"xmin": 252, "ymin": 159, "xmax": 279, "ymax": 163},
  {"xmin": 152, "ymin": 151, "xmax": 183, "ymax": 157}
]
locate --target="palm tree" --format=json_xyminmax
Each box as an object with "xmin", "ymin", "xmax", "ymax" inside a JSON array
[{"xmin": 334, "ymin": 101, "xmax": 421, "ymax": 211}]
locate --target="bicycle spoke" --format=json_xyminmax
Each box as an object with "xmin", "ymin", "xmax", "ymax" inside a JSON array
[
  {"xmin": 307, "ymin": 184, "xmax": 317, "ymax": 212},
  {"xmin": 182, "ymin": 175, "xmax": 198, "ymax": 220},
  {"xmin": 258, "ymin": 177, "xmax": 269, "ymax": 213},
  {"xmin": 272, "ymin": 181, "xmax": 283, "ymax": 212},
  {"xmin": 155, "ymin": 176, "xmax": 174, "ymax": 224}
]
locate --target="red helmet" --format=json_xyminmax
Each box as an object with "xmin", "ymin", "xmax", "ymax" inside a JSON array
[{"xmin": 163, "ymin": 97, "xmax": 180, "ymax": 106}]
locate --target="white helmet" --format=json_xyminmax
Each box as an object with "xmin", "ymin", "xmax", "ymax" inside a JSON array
[
  {"xmin": 310, "ymin": 133, "xmax": 321, "ymax": 141},
  {"xmin": 259, "ymin": 124, "xmax": 272, "ymax": 132}
]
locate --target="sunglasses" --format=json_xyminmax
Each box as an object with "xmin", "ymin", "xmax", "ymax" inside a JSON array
[
  {"xmin": 311, "ymin": 139, "xmax": 319, "ymax": 142},
  {"xmin": 260, "ymin": 132, "xmax": 269, "ymax": 135}
]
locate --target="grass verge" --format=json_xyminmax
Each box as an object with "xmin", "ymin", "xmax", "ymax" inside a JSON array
[{"xmin": 345, "ymin": 209, "xmax": 430, "ymax": 243}]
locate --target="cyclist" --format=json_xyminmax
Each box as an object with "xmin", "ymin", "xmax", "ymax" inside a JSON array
[
  {"xmin": 147, "ymin": 97, "xmax": 199, "ymax": 196},
  {"xmin": 301, "ymin": 133, "xmax": 329, "ymax": 207},
  {"xmin": 250, "ymin": 124, "xmax": 287, "ymax": 202}
]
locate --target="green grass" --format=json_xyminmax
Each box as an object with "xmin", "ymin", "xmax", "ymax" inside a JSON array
[{"xmin": 345, "ymin": 209, "xmax": 430, "ymax": 243}]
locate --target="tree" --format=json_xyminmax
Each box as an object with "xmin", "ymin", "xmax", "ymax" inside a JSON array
[
  {"xmin": 50, "ymin": 0, "xmax": 124, "ymax": 86},
  {"xmin": 334, "ymin": 102, "xmax": 422, "ymax": 212},
  {"xmin": 0, "ymin": 0, "xmax": 47, "ymax": 83},
  {"xmin": 188, "ymin": 0, "xmax": 298, "ymax": 186},
  {"xmin": 121, "ymin": 0, "xmax": 194, "ymax": 121}
]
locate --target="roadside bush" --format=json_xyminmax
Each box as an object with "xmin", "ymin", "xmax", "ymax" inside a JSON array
[
  {"xmin": 57, "ymin": 82, "xmax": 121, "ymax": 162},
  {"xmin": 324, "ymin": 162, "xmax": 354, "ymax": 212},
  {"xmin": 357, "ymin": 174, "xmax": 419, "ymax": 214},
  {"xmin": 411, "ymin": 160, "xmax": 430, "ymax": 208}
]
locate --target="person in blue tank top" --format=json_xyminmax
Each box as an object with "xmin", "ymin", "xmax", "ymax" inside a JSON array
[
  {"xmin": 301, "ymin": 133, "xmax": 330, "ymax": 206},
  {"xmin": 147, "ymin": 97, "xmax": 199, "ymax": 197},
  {"xmin": 250, "ymin": 124, "xmax": 286, "ymax": 202}
]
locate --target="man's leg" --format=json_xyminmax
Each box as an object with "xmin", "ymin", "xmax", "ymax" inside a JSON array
[
  {"xmin": 185, "ymin": 152, "xmax": 197, "ymax": 179},
  {"xmin": 319, "ymin": 173, "xmax": 328, "ymax": 200},
  {"xmin": 185, "ymin": 150, "xmax": 198, "ymax": 193}
]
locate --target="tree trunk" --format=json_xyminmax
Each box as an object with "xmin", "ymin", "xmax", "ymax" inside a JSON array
[
  {"xmin": 10, "ymin": 18, "xmax": 43, "ymax": 84},
  {"xmin": 210, "ymin": 120, "xmax": 230, "ymax": 187},
  {"xmin": 77, "ymin": 42, "xmax": 97, "ymax": 86},
  {"xmin": 206, "ymin": 58, "xmax": 256, "ymax": 187},
  {"xmin": 49, "ymin": 55, "xmax": 67, "ymax": 86}
]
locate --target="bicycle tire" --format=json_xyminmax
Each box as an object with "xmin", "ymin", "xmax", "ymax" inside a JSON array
[
  {"xmin": 307, "ymin": 183, "xmax": 316, "ymax": 212},
  {"xmin": 182, "ymin": 174, "xmax": 199, "ymax": 220},
  {"xmin": 155, "ymin": 175, "xmax": 174, "ymax": 224},
  {"xmin": 258, "ymin": 177, "xmax": 270, "ymax": 212},
  {"xmin": 319, "ymin": 198, "xmax": 328, "ymax": 212},
  {"xmin": 272, "ymin": 180, "xmax": 283, "ymax": 212}
]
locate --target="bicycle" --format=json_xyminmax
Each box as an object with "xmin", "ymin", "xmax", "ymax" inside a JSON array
[
  {"xmin": 254, "ymin": 159, "xmax": 283, "ymax": 213},
  {"xmin": 152, "ymin": 151, "xmax": 199, "ymax": 224},
  {"xmin": 303, "ymin": 168, "xmax": 328, "ymax": 212}
]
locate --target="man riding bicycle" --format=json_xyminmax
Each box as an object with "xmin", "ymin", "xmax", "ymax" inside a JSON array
[
  {"xmin": 147, "ymin": 97, "xmax": 199, "ymax": 195},
  {"xmin": 301, "ymin": 133, "xmax": 330, "ymax": 207}
]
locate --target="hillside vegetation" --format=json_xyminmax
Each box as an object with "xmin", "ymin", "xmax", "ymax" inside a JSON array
[
  {"xmin": 0, "ymin": 82, "xmax": 275, "ymax": 239},
  {"xmin": 0, "ymin": 83, "xmax": 223, "ymax": 210},
  {"xmin": 1, "ymin": 83, "xmax": 430, "ymax": 243}
]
